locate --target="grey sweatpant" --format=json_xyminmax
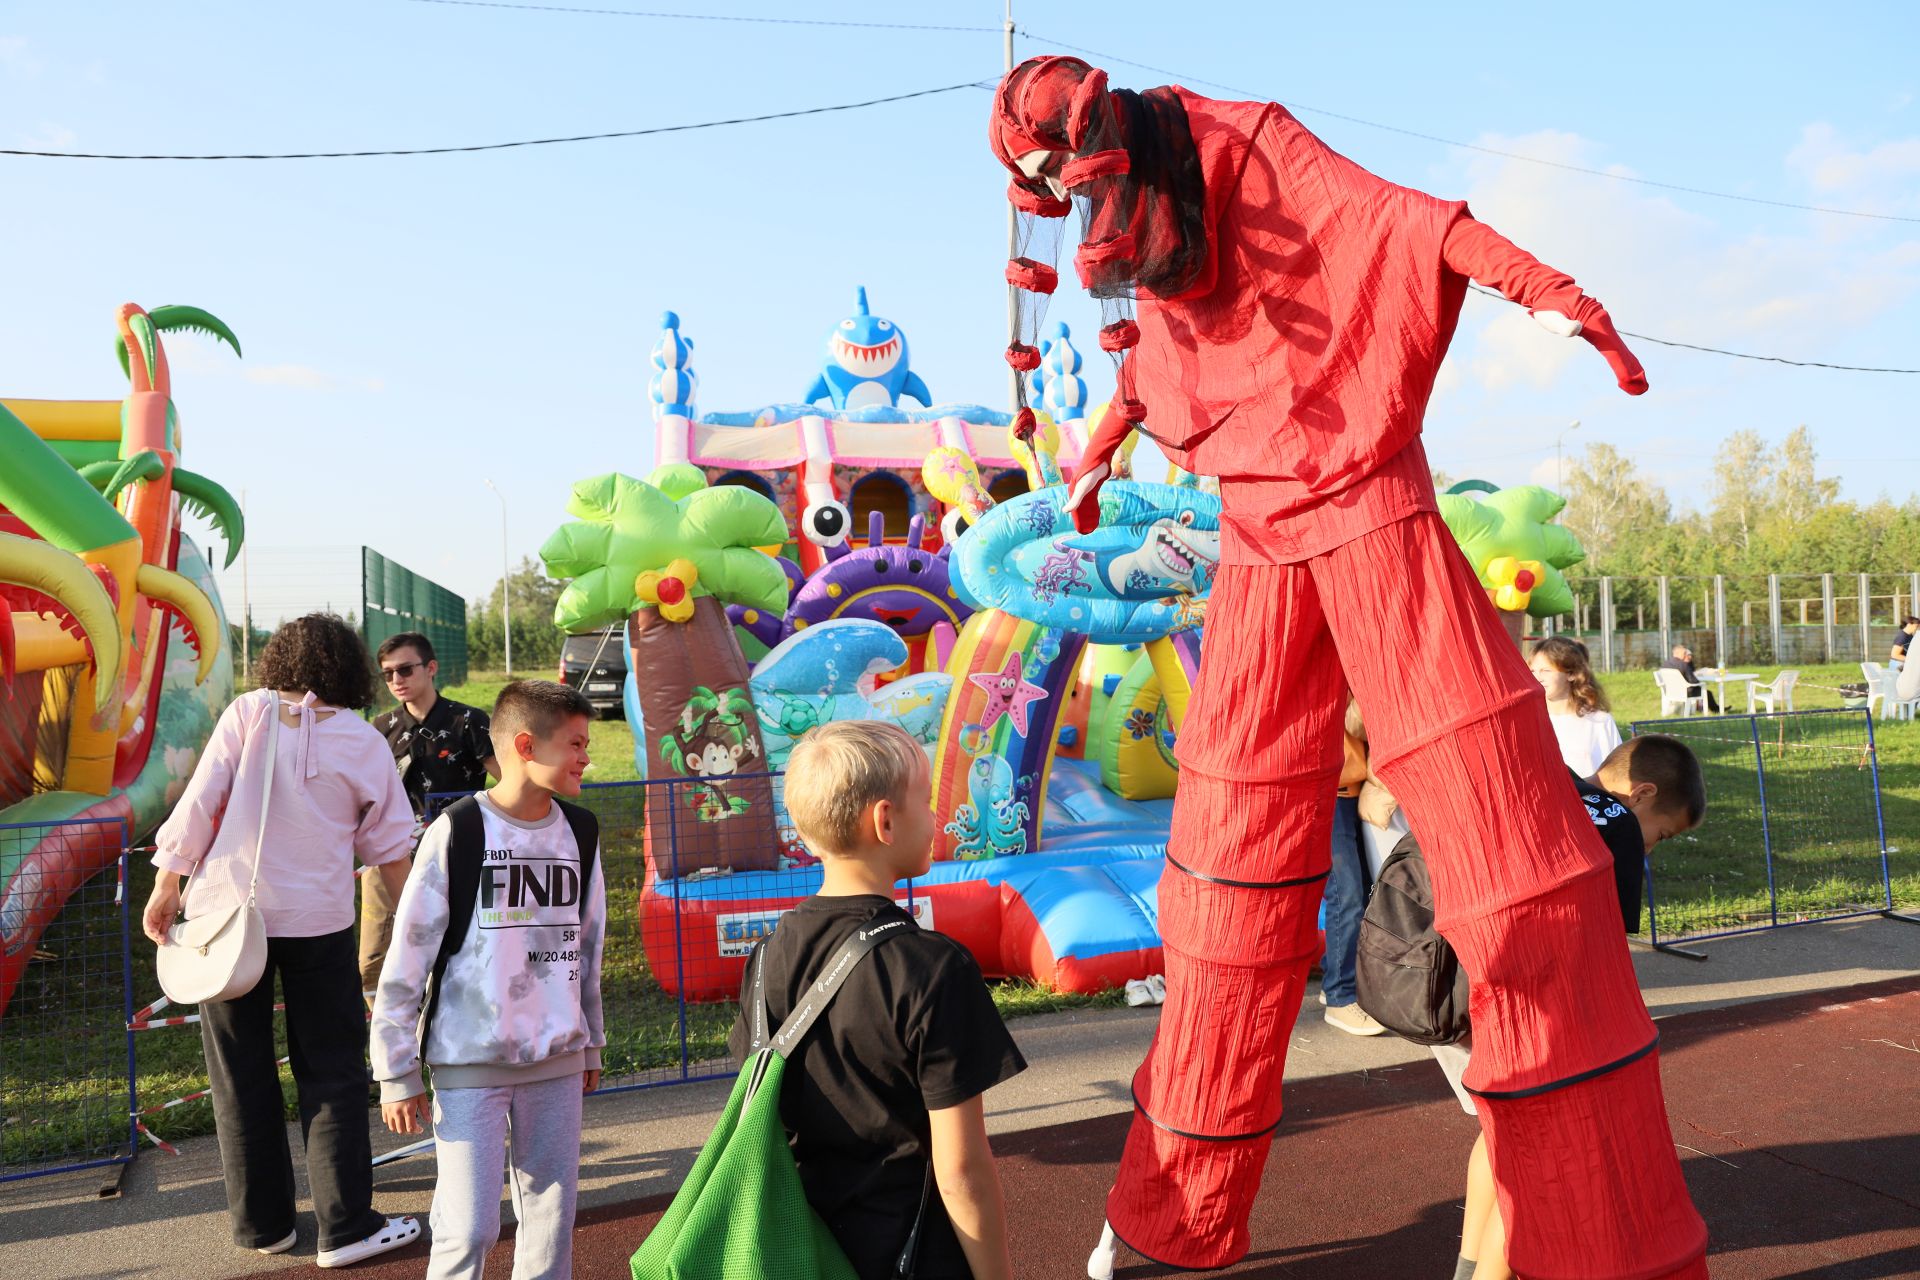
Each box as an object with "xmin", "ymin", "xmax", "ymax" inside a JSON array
[{"xmin": 427, "ymin": 1073, "xmax": 584, "ymax": 1280}]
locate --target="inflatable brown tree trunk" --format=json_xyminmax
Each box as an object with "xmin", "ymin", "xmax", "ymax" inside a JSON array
[{"xmin": 628, "ymin": 594, "xmax": 778, "ymax": 879}]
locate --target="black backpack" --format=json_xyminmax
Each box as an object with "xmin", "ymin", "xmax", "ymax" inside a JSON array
[
  {"xmin": 419, "ymin": 794, "xmax": 600, "ymax": 1047},
  {"xmin": 1355, "ymin": 832, "xmax": 1471, "ymax": 1046}
]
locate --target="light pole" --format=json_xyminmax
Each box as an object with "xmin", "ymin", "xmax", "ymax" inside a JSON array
[
  {"xmin": 483, "ymin": 479, "xmax": 511, "ymax": 676},
  {"xmin": 1556, "ymin": 419, "xmax": 1581, "ymax": 494}
]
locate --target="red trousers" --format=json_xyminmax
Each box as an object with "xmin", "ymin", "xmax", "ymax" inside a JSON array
[{"xmin": 1109, "ymin": 512, "xmax": 1708, "ymax": 1279}]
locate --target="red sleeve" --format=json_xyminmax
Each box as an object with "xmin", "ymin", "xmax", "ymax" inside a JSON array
[
  {"xmin": 1442, "ymin": 216, "xmax": 1648, "ymax": 394},
  {"xmin": 1441, "ymin": 216, "xmax": 1594, "ymax": 321}
]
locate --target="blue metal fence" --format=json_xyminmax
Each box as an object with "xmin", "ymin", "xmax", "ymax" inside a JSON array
[
  {"xmin": 1627, "ymin": 709, "xmax": 1897, "ymax": 951},
  {"xmin": 0, "ymin": 817, "xmax": 136, "ymax": 1183}
]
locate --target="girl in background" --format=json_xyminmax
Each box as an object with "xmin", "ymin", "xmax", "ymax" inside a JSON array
[{"xmin": 1529, "ymin": 637, "xmax": 1621, "ymax": 776}]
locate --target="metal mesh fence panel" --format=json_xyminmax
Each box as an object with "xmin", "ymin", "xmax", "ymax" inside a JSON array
[
  {"xmin": 362, "ymin": 547, "xmax": 469, "ymax": 685},
  {"xmin": 0, "ymin": 819, "xmax": 135, "ymax": 1181},
  {"xmin": 1628, "ymin": 710, "xmax": 1891, "ymax": 946},
  {"xmin": 428, "ymin": 774, "xmax": 900, "ymax": 1094}
]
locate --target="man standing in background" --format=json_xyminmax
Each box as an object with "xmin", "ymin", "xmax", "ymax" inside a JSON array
[{"xmin": 364, "ymin": 632, "xmax": 498, "ymax": 1002}]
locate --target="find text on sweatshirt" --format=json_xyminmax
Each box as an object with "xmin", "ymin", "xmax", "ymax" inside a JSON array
[{"xmin": 371, "ymin": 792, "xmax": 607, "ymax": 1104}]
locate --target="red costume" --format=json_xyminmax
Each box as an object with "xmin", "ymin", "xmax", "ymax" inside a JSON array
[{"xmin": 993, "ymin": 58, "xmax": 1708, "ymax": 1278}]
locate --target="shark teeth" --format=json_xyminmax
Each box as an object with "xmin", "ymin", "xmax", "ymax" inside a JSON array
[{"xmin": 833, "ymin": 335, "xmax": 900, "ymax": 369}]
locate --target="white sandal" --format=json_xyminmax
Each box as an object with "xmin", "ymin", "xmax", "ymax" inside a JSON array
[{"xmin": 317, "ymin": 1215, "xmax": 420, "ymax": 1269}]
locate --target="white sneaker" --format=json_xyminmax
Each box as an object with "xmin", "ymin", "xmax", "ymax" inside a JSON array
[
  {"xmin": 1316, "ymin": 989, "xmax": 1328, "ymax": 1008},
  {"xmin": 256, "ymin": 1229, "xmax": 297, "ymax": 1255},
  {"xmin": 1323, "ymin": 1003, "xmax": 1387, "ymax": 1037},
  {"xmin": 317, "ymin": 1216, "xmax": 420, "ymax": 1269},
  {"xmin": 1124, "ymin": 979, "xmax": 1155, "ymax": 1007}
]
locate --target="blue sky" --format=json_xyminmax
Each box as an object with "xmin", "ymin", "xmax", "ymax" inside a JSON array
[{"xmin": 4, "ymin": 2, "xmax": 1917, "ymax": 618}]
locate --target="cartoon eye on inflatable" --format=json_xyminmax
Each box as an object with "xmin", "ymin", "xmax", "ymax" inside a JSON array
[
  {"xmin": 940, "ymin": 507, "xmax": 973, "ymax": 545},
  {"xmin": 878, "ymin": 319, "xmax": 893, "ymax": 331},
  {"xmin": 840, "ymin": 318, "xmax": 855, "ymax": 330},
  {"xmin": 802, "ymin": 500, "xmax": 853, "ymax": 548}
]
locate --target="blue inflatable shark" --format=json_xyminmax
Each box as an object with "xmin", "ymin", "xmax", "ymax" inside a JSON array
[{"xmin": 803, "ymin": 286, "xmax": 933, "ymax": 411}]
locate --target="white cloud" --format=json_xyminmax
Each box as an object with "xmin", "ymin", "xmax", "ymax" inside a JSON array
[
  {"xmin": 0, "ymin": 36, "xmax": 39, "ymax": 79},
  {"xmin": 19, "ymin": 122, "xmax": 75, "ymax": 150},
  {"xmin": 1447, "ymin": 128, "xmax": 1920, "ymax": 397},
  {"xmin": 244, "ymin": 363, "xmax": 384, "ymax": 393},
  {"xmin": 1787, "ymin": 122, "xmax": 1920, "ymax": 196},
  {"xmin": 1525, "ymin": 457, "xmax": 1564, "ymax": 489}
]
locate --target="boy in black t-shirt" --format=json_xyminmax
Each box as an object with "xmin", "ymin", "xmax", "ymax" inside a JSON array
[
  {"xmin": 729, "ymin": 722, "xmax": 1024, "ymax": 1280},
  {"xmin": 363, "ymin": 632, "xmax": 498, "ymax": 999},
  {"xmin": 1573, "ymin": 733, "xmax": 1707, "ymax": 933}
]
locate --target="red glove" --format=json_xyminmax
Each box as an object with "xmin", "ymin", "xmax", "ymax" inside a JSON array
[
  {"xmin": 1065, "ymin": 404, "xmax": 1134, "ymax": 534},
  {"xmin": 1565, "ymin": 297, "xmax": 1649, "ymax": 396}
]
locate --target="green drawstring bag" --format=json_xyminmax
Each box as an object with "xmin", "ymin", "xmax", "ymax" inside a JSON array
[{"xmin": 632, "ymin": 917, "xmax": 931, "ymax": 1280}]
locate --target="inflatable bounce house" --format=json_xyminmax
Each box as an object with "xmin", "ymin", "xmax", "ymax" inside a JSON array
[
  {"xmin": 0, "ymin": 304, "xmax": 238, "ymax": 1017},
  {"xmin": 543, "ymin": 294, "xmax": 1584, "ymax": 999}
]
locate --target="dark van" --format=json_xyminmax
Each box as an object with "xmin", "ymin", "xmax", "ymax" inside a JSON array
[{"xmin": 558, "ymin": 625, "xmax": 628, "ymax": 718}]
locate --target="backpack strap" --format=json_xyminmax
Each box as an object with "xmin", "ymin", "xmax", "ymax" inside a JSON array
[
  {"xmin": 747, "ymin": 916, "xmax": 917, "ymax": 1059},
  {"xmin": 421, "ymin": 795, "xmax": 487, "ymax": 1049},
  {"xmin": 555, "ymin": 798, "xmax": 599, "ymax": 893}
]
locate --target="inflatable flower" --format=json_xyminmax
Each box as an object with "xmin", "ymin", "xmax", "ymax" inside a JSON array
[
  {"xmin": 1485, "ymin": 556, "xmax": 1547, "ymax": 612},
  {"xmin": 635, "ymin": 558, "xmax": 699, "ymax": 624}
]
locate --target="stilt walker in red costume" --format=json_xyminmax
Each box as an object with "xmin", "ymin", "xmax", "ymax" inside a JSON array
[{"xmin": 991, "ymin": 57, "xmax": 1710, "ymax": 1280}]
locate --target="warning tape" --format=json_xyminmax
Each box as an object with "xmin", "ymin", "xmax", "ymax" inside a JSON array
[
  {"xmin": 135, "ymin": 1122, "xmax": 178, "ymax": 1156},
  {"xmin": 137, "ymin": 1057, "xmax": 288, "ymax": 1118}
]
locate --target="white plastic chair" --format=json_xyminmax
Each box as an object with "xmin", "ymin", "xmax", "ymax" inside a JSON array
[
  {"xmin": 1861, "ymin": 662, "xmax": 1888, "ymax": 718},
  {"xmin": 1654, "ymin": 668, "xmax": 1706, "ymax": 717},
  {"xmin": 1885, "ymin": 666, "xmax": 1920, "ymax": 721},
  {"xmin": 1750, "ymin": 669, "xmax": 1798, "ymax": 714}
]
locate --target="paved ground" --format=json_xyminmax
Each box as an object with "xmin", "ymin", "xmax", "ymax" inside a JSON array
[{"xmin": 4, "ymin": 916, "xmax": 1915, "ymax": 1279}]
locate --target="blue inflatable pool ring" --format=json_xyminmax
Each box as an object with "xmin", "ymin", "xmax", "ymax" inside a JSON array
[{"xmin": 951, "ymin": 482, "xmax": 1221, "ymax": 644}]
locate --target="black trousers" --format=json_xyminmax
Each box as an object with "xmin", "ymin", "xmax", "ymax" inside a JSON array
[{"xmin": 198, "ymin": 927, "xmax": 386, "ymax": 1251}]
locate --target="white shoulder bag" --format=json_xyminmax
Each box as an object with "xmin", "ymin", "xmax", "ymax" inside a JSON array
[{"xmin": 156, "ymin": 690, "xmax": 279, "ymax": 1005}]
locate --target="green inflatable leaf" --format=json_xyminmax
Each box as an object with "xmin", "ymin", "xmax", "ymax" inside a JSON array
[
  {"xmin": 78, "ymin": 451, "xmax": 166, "ymax": 504},
  {"xmin": 1438, "ymin": 484, "xmax": 1588, "ymax": 618},
  {"xmin": 173, "ymin": 467, "xmax": 246, "ymax": 568},
  {"xmin": 540, "ymin": 471, "xmax": 791, "ymax": 633}
]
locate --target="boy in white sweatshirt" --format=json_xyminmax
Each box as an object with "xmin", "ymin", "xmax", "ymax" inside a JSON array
[{"xmin": 371, "ymin": 680, "xmax": 606, "ymax": 1280}]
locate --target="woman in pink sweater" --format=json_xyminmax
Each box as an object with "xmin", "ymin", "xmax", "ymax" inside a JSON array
[{"xmin": 144, "ymin": 614, "xmax": 421, "ymax": 1269}]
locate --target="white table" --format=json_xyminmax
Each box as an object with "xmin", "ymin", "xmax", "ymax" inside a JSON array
[{"xmin": 1695, "ymin": 670, "xmax": 1758, "ymax": 714}]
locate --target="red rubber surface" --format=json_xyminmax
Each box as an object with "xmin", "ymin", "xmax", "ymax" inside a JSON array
[{"xmin": 248, "ymin": 977, "xmax": 1920, "ymax": 1279}]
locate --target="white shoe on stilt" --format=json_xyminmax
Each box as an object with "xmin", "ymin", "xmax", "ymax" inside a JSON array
[{"xmin": 1087, "ymin": 1220, "xmax": 1117, "ymax": 1280}]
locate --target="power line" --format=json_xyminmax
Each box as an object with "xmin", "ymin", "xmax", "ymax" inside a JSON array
[
  {"xmin": 0, "ymin": 79, "xmax": 989, "ymax": 160},
  {"xmin": 1465, "ymin": 285, "xmax": 1920, "ymax": 374},
  {"xmin": 406, "ymin": 0, "xmax": 998, "ymax": 32},
  {"xmin": 1020, "ymin": 31, "xmax": 1920, "ymax": 227}
]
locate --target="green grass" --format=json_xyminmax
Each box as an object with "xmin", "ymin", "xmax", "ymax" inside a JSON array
[
  {"xmin": 1598, "ymin": 663, "xmax": 1919, "ymax": 938},
  {"xmin": 7, "ymin": 664, "xmax": 1914, "ymax": 1170}
]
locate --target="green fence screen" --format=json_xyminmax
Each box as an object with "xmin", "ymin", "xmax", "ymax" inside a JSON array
[{"xmin": 361, "ymin": 548, "xmax": 468, "ymax": 685}]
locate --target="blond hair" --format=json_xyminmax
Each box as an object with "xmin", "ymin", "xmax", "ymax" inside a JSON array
[{"xmin": 783, "ymin": 721, "xmax": 924, "ymax": 855}]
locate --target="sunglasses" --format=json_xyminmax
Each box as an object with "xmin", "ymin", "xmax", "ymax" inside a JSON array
[{"xmin": 381, "ymin": 662, "xmax": 426, "ymax": 682}]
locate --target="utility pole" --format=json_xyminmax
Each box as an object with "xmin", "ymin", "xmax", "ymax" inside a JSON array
[
  {"xmin": 1556, "ymin": 419, "xmax": 1581, "ymax": 494},
  {"xmin": 239, "ymin": 488, "xmax": 251, "ymax": 683},
  {"xmin": 1004, "ymin": 0, "xmax": 1021, "ymax": 414},
  {"xmin": 483, "ymin": 479, "xmax": 512, "ymax": 676}
]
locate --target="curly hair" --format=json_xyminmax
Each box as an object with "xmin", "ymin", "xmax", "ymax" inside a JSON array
[
  {"xmin": 252, "ymin": 613, "xmax": 377, "ymax": 709},
  {"xmin": 1531, "ymin": 635, "xmax": 1609, "ymax": 716}
]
